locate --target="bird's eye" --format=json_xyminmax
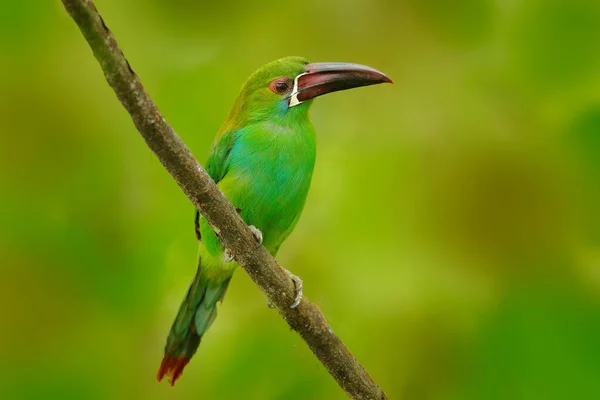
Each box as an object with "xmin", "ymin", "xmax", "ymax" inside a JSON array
[
  {"xmin": 269, "ymin": 78, "xmax": 292, "ymax": 95},
  {"xmin": 275, "ymin": 82, "xmax": 289, "ymax": 92}
]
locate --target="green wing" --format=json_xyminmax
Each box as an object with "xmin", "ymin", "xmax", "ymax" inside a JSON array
[
  {"xmin": 195, "ymin": 129, "xmax": 238, "ymax": 237},
  {"xmin": 206, "ymin": 129, "xmax": 237, "ymax": 184}
]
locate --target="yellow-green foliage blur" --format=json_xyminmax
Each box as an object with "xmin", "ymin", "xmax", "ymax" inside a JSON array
[{"xmin": 2, "ymin": 1, "xmax": 600, "ymax": 399}]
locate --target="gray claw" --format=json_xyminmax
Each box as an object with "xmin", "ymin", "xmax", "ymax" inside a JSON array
[
  {"xmin": 223, "ymin": 248, "xmax": 234, "ymax": 262},
  {"xmin": 265, "ymin": 268, "xmax": 303, "ymax": 309},
  {"xmin": 284, "ymin": 268, "xmax": 303, "ymax": 308},
  {"xmin": 249, "ymin": 225, "xmax": 263, "ymax": 246}
]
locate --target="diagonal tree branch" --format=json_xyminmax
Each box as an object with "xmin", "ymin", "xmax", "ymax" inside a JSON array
[{"xmin": 60, "ymin": 1, "xmax": 386, "ymax": 399}]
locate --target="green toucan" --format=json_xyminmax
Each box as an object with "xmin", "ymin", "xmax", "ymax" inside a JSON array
[{"xmin": 157, "ymin": 56, "xmax": 391, "ymax": 386}]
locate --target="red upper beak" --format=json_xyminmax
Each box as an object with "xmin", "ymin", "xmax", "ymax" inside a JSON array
[{"xmin": 289, "ymin": 62, "xmax": 392, "ymax": 106}]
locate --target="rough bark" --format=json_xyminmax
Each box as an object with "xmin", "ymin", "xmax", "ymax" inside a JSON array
[{"xmin": 60, "ymin": 1, "xmax": 386, "ymax": 398}]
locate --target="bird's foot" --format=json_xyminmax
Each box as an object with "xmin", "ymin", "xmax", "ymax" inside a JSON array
[
  {"xmin": 267, "ymin": 267, "xmax": 303, "ymax": 309},
  {"xmin": 223, "ymin": 248, "xmax": 234, "ymax": 263},
  {"xmin": 286, "ymin": 268, "xmax": 303, "ymax": 308},
  {"xmin": 248, "ymin": 225, "xmax": 263, "ymax": 246}
]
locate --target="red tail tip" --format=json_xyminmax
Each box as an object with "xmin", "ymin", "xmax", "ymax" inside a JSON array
[{"xmin": 157, "ymin": 355, "xmax": 190, "ymax": 386}]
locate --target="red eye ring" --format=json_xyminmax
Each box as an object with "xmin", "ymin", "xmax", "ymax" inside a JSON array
[{"xmin": 269, "ymin": 78, "xmax": 292, "ymax": 95}]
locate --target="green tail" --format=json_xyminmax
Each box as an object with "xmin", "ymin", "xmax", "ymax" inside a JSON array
[{"xmin": 157, "ymin": 260, "xmax": 231, "ymax": 386}]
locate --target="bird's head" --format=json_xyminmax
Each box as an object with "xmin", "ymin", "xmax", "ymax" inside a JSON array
[{"xmin": 225, "ymin": 56, "xmax": 392, "ymax": 127}]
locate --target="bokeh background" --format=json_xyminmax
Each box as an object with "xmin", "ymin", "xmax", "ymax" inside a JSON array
[{"xmin": 2, "ymin": 0, "xmax": 600, "ymax": 399}]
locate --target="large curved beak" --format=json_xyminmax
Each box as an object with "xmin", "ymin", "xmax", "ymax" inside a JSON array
[{"xmin": 288, "ymin": 62, "xmax": 392, "ymax": 107}]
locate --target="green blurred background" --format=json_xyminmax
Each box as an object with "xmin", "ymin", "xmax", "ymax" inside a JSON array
[{"xmin": 2, "ymin": 0, "xmax": 600, "ymax": 399}]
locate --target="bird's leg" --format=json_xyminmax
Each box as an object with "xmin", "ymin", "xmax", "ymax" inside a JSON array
[{"xmin": 267, "ymin": 267, "xmax": 303, "ymax": 309}]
